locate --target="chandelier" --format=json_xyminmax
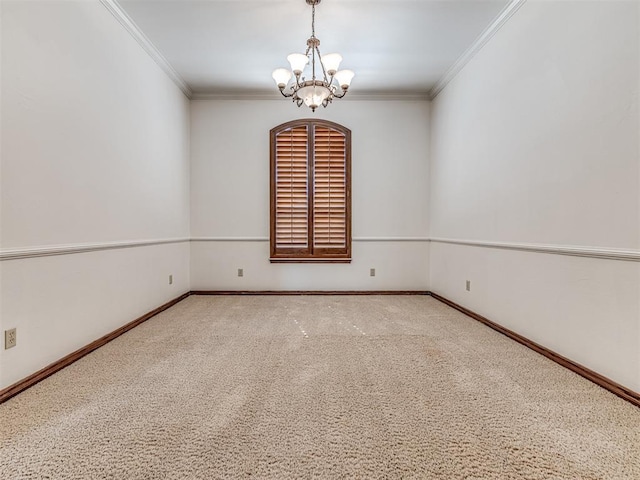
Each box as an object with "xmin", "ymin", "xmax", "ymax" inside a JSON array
[{"xmin": 272, "ymin": 0, "xmax": 355, "ymax": 111}]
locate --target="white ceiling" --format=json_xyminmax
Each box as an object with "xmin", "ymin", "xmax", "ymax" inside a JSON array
[{"xmin": 117, "ymin": 0, "xmax": 510, "ymax": 96}]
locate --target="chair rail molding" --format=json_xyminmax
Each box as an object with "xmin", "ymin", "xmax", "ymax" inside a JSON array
[
  {"xmin": 190, "ymin": 237, "xmax": 270, "ymax": 242},
  {"xmin": 191, "ymin": 237, "xmax": 430, "ymax": 243},
  {"xmin": 0, "ymin": 238, "xmax": 190, "ymax": 261},
  {"xmin": 430, "ymin": 237, "xmax": 640, "ymax": 262},
  {"xmin": 5, "ymin": 237, "xmax": 634, "ymax": 261}
]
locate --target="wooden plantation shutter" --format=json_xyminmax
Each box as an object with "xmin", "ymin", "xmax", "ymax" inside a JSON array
[
  {"xmin": 270, "ymin": 119, "xmax": 351, "ymax": 262},
  {"xmin": 313, "ymin": 126, "xmax": 347, "ymax": 251},
  {"xmin": 274, "ymin": 125, "xmax": 309, "ymax": 252}
]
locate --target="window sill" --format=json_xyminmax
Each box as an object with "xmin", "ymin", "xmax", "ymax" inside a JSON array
[{"xmin": 270, "ymin": 258, "xmax": 352, "ymax": 264}]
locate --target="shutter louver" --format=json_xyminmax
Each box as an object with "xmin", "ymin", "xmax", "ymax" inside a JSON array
[
  {"xmin": 313, "ymin": 126, "xmax": 347, "ymax": 250},
  {"xmin": 274, "ymin": 126, "xmax": 309, "ymax": 251}
]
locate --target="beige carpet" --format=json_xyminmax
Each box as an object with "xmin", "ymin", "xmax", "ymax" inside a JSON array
[{"xmin": 1, "ymin": 295, "xmax": 639, "ymax": 479}]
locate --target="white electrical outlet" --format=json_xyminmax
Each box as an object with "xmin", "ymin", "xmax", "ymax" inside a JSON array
[
  {"xmin": 169, "ymin": 275, "xmax": 173, "ymax": 285},
  {"xmin": 370, "ymin": 268, "xmax": 376, "ymax": 277},
  {"xmin": 466, "ymin": 280, "xmax": 471, "ymax": 291},
  {"xmin": 238, "ymin": 268, "xmax": 244, "ymax": 277},
  {"xmin": 5, "ymin": 328, "xmax": 16, "ymax": 349}
]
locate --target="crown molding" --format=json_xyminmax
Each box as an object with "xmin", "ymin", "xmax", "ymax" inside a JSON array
[
  {"xmin": 342, "ymin": 92, "xmax": 431, "ymax": 102},
  {"xmin": 99, "ymin": 0, "xmax": 193, "ymax": 99},
  {"xmin": 430, "ymin": 237, "xmax": 640, "ymax": 262},
  {"xmin": 191, "ymin": 92, "xmax": 281, "ymax": 101},
  {"xmin": 0, "ymin": 238, "xmax": 190, "ymax": 261},
  {"xmin": 429, "ymin": 0, "xmax": 527, "ymax": 99},
  {"xmin": 190, "ymin": 91, "xmax": 431, "ymax": 102}
]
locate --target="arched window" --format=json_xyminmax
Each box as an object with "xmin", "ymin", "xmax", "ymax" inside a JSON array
[{"xmin": 270, "ymin": 119, "xmax": 351, "ymax": 262}]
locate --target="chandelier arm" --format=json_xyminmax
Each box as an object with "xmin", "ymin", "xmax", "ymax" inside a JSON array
[
  {"xmin": 314, "ymin": 45, "xmax": 331, "ymax": 86},
  {"xmin": 311, "ymin": 45, "xmax": 316, "ymax": 82},
  {"xmin": 279, "ymin": 88, "xmax": 295, "ymax": 98},
  {"xmin": 332, "ymin": 88, "xmax": 348, "ymax": 99},
  {"xmin": 300, "ymin": 44, "xmax": 312, "ymax": 85}
]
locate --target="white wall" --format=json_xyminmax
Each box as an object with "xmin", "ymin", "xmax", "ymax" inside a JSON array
[
  {"xmin": 190, "ymin": 99, "xmax": 429, "ymax": 290},
  {"xmin": 429, "ymin": 0, "xmax": 640, "ymax": 391},
  {"xmin": 0, "ymin": 0, "xmax": 190, "ymax": 389}
]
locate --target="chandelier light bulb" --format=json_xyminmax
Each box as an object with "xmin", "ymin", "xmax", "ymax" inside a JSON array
[
  {"xmin": 272, "ymin": 68, "xmax": 293, "ymax": 88},
  {"xmin": 287, "ymin": 53, "xmax": 309, "ymax": 75},
  {"xmin": 334, "ymin": 69, "xmax": 355, "ymax": 89},
  {"xmin": 321, "ymin": 53, "xmax": 342, "ymax": 76}
]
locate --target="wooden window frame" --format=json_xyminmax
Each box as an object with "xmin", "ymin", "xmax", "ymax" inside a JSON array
[{"xmin": 270, "ymin": 119, "xmax": 352, "ymax": 263}]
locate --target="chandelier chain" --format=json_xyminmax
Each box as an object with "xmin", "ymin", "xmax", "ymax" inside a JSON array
[{"xmin": 312, "ymin": 3, "xmax": 316, "ymax": 81}]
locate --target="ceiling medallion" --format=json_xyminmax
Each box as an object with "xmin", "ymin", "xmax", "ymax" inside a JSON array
[{"xmin": 272, "ymin": 0, "xmax": 355, "ymax": 111}]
